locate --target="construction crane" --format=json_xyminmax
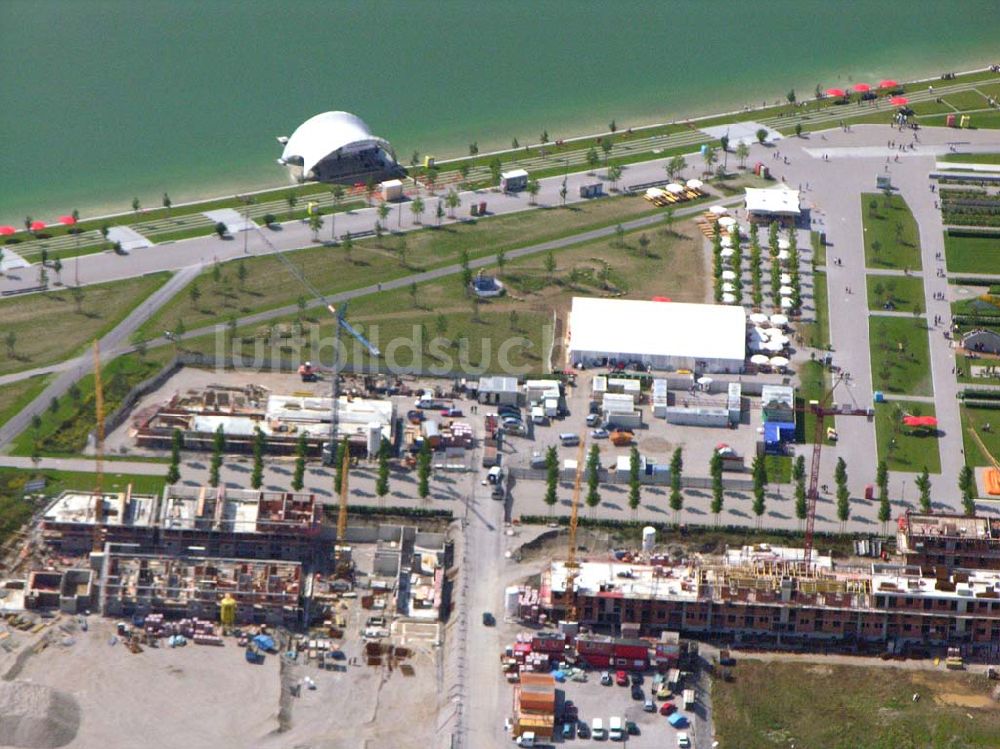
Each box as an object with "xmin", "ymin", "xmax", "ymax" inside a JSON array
[
  {"xmin": 565, "ymin": 440, "xmax": 587, "ymax": 623},
  {"xmin": 92, "ymin": 340, "xmax": 105, "ymax": 552},
  {"xmin": 335, "ymin": 445, "xmax": 352, "ymax": 577}
]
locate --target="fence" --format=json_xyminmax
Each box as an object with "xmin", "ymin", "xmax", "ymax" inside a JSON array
[{"xmin": 91, "ymin": 356, "xmax": 184, "ymax": 446}]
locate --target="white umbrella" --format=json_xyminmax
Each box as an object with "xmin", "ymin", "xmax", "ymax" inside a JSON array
[
  {"xmin": 770, "ymin": 333, "xmax": 790, "ymax": 346},
  {"xmin": 763, "ymin": 339, "xmax": 784, "ymax": 352},
  {"xmin": 750, "ymin": 354, "xmax": 770, "ymax": 365},
  {"xmin": 721, "ymin": 270, "xmax": 737, "ymax": 280},
  {"xmin": 769, "ymin": 313, "xmax": 789, "ymax": 327},
  {"xmin": 722, "ymin": 292, "xmax": 736, "ymax": 304},
  {"xmin": 749, "ymin": 312, "xmax": 769, "ymax": 325},
  {"xmin": 720, "ymin": 247, "xmax": 735, "ymax": 259},
  {"xmin": 697, "ymin": 376, "xmax": 713, "ymax": 386},
  {"xmin": 646, "ymin": 187, "xmax": 665, "ymax": 199},
  {"xmin": 722, "ymin": 282, "xmax": 735, "ymax": 292},
  {"xmin": 718, "ymin": 216, "xmax": 737, "ymax": 228},
  {"xmin": 779, "ymin": 285, "xmax": 794, "ymax": 295},
  {"xmin": 778, "ymin": 249, "xmax": 790, "ymax": 261},
  {"xmin": 710, "ymin": 205, "xmax": 728, "ymax": 215},
  {"xmin": 778, "ymin": 238, "xmax": 790, "ymax": 251},
  {"xmin": 686, "ymin": 179, "xmax": 704, "ymax": 190},
  {"xmin": 780, "ymin": 296, "xmax": 793, "ymax": 309},
  {"xmin": 720, "ymin": 235, "xmax": 733, "ymax": 248},
  {"xmin": 780, "ymin": 273, "xmax": 792, "ymax": 285},
  {"xmin": 666, "ymin": 183, "xmax": 684, "ymax": 194},
  {"xmin": 769, "ymin": 356, "xmax": 790, "ymax": 368}
]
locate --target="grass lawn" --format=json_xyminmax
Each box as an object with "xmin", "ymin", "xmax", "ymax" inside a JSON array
[
  {"xmin": 865, "ymin": 274, "xmax": 926, "ymax": 312},
  {"xmin": 179, "ymin": 221, "xmax": 707, "ymax": 375},
  {"xmin": 941, "ymin": 152, "xmax": 1000, "ymax": 165},
  {"xmin": 799, "ymin": 271, "xmax": 829, "ymax": 350},
  {"xmin": 944, "ymin": 231, "xmax": 1000, "ymax": 274},
  {"xmin": 0, "ymin": 467, "xmax": 165, "ymax": 498},
  {"xmin": 764, "ymin": 455, "xmax": 791, "ymax": 484},
  {"xmin": 11, "ymin": 349, "xmax": 173, "ymax": 457},
  {"xmin": 136, "ymin": 194, "xmax": 667, "ymax": 339},
  {"xmin": 922, "ymin": 110, "xmax": 1000, "ymax": 130},
  {"xmin": 713, "ymin": 660, "xmax": 1000, "ymax": 749},
  {"xmin": 0, "ymin": 376, "xmax": 50, "ymax": 427},
  {"xmin": 955, "ymin": 351, "xmax": 1000, "ymax": 385},
  {"xmin": 942, "ymin": 89, "xmax": 990, "ymax": 111},
  {"xmin": 795, "ymin": 360, "xmax": 833, "ymax": 445},
  {"xmin": 861, "ymin": 193, "xmax": 922, "ymax": 270},
  {"xmin": 0, "ymin": 471, "xmax": 44, "ymax": 546},
  {"xmin": 0, "ymin": 273, "xmax": 170, "ymax": 377},
  {"xmin": 960, "ymin": 404, "xmax": 1000, "ymax": 469},
  {"xmin": 810, "ymin": 229, "xmax": 826, "ymax": 267},
  {"xmin": 874, "ymin": 400, "xmax": 941, "ymax": 473},
  {"xmin": 869, "ymin": 315, "xmax": 933, "ymax": 396}
]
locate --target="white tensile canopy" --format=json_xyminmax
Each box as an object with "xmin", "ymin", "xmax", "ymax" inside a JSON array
[
  {"xmin": 666, "ymin": 183, "xmax": 684, "ymax": 194},
  {"xmin": 710, "ymin": 205, "xmax": 728, "ymax": 215},
  {"xmin": 722, "ymin": 292, "xmax": 737, "ymax": 304},
  {"xmin": 763, "ymin": 339, "xmax": 785, "ymax": 352},
  {"xmin": 769, "ymin": 313, "xmax": 789, "ymax": 327},
  {"xmin": 686, "ymin": 179, "xmax": 704, "ymax": 189},
  {"xmin": 750, "ymin": 354, "xmax": 770, "ymax": 365},
  {"xmin": 780, "ymin": 296, "xmax": 793, "ymax": 309},
  {"xmin": 720, "ymin": 248, "xmax": 735, "ymax": 258},
  {"xmin": 780, "ymin": 273, "xmax": 792, "ymax": 285},
  {"xmin": 721, "ymin": 270, "xmax": 737, "ymax": 280},
  {"xmin": 778, "ymin": 238, "xmax": 791, "ymax": 251},
  {"xmin": 749, "ymin": 313, "xmax": 769, "ymax": 324},
  {"xmin": 770, "ymin": 356, "xmax": 790, "ymax": 368},
  {"xmin": 720, "ymin": 236, "xmax": 733, "ymax": 248},
  {"xmin": 779, "ymin": 285, "xmax": 794, "ymax": 295},
  {"xmin": 718, "ymin": 216, "xmax": 737, "ymax": 228},
  {"xmin": 722, "ymin": 282, "xmax": 735, "ymax": 292},
  {"xmin": 778, "ymin": 250, "xmax": 790, "ymax": 261}
]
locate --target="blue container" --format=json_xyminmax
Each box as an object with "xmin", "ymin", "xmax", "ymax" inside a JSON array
[{"xmin": 873, "ymin": 391, "xmax": 885, "ymax": 403}]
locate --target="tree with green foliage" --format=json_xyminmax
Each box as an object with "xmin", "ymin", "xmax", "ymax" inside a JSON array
[
  {"xmin": 666, "ymin": 154, "xmax": 687, "ymax": 181},
  {"xmin": 710, "ymin": 451, "xmax": 724, "ymax": 523},
  {"xmin": 586, "ymin": 147, "xmax": 599, "ymax": 174},
  {"xmin": 526, "ymin": 178, "xmax": 540, "ymax": 205},
  {"xmin": 209, "ymin": 424, "xmax": 225, "ymax": 487},
  {"xmin": 915, "ymin": 468, "xmax": 932, "ymax": 513},
  {"xmin": 755, "ymin": 128, "xmax": 768, "ymax": 145},
  {"xmin": 735, "ymin": 141, "xmax": 750, "ymax": 169},
  {"xmin": 459, "ymin": 162, "xmax": 470, "ymax": 185},
  {"xmin": 786, "ymin": 89, "xmax": 796, "ymax": 104},
  {"xmin": 417, "ymin": 438, "xmax": 432, "ymax": 499},
  {"xmin": 289, "ymin": 432, "xmax": 307, "ymax": 491},
  {"xmin": 308, "ymin": 211, "xmax": 323, "ymax": 240},
  {"xmin": 376, "ymin": 438, "xmax": 391, "ymax": 505},
  {"xmin": 793, "ymin": 455, "xmax": 807, "ymax": 526},
  {"xmin": 489, "ymin": 157, "xmax": 503, "ymax": 186},
  {"xmin": 166, "ymin": 428, "xmax": 183, "ymax": 485},
  {"xmin": 601, "ymin": 139, "xmax": 612, "ymax": 166},
  {"xmin": 794, "ymin": 122, "xmax": 803, "ymax": 138},
  {"xmin": 669, "ymin": 447, "xmax": 683, "ymax": 524},
  {"xmin": 628, "ymin": 446, "xmax": 642, "ymax": 517},
  {"xmin": 701, "ymin": 145, "xmax": 718, "ymax": 175},
  {"xmin": 329, "ymin": 183, "xmax": 345, "ymax": 240},
  {"xmin": 333, "ymin": 437, "xmax": 349, "ymax": 494},
  {"xmin": 410, "ymin": 196, "xmax": 425, "ymax": 224},
  {"xmin": 751, "ymin": 455, "xmax": 767, "ymax": 526},
  {"xmin": 132, "ymin": 197, "xmax": 141, "ymax": 215},
  {"xmin": 446, "ymin": 189, "xmax": 460, "ymax": 218},
  {"xmin": 959, "ymin": 464, "xmax": 976, "ymax": 517},
  {"xmin": 876, "ymin": 460, "xmax": 891, "ymax": 530},
  {"xmin": 544, "ymin": 251, "xmax": 556, "ymax": 275},
  {"xmin": 435, "ymin": 200, "xmax": 445, "ymax": 226},
  {"xmin": 250, "ymin": 426, "xmax": 265, "ymax": 489},
  {"xmin": 285, "ymin": 191, "xmax": 298, "ymax": 218},
  {"xmin": 544, "ymin": 446, "xmax": 559, "ymax": 512},
  {"xmin": 607, "ymin": 163, "xmax": 623, "ymax": 191},
  {"xmin": 586, "ymin": 444, "xmax": 601, "ymax": 515},
  {"xmin": 559, "ymin": 178, "xmax": 568, "ymax": 206},
  {"xmin": 637, "ymin": 233, "xmax": 650, "ymax": 257}
]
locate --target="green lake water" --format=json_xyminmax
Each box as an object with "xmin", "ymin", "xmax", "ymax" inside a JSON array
[{"xmin": 2, "ymin": 0, "xmax": 999, "ymax": 224}]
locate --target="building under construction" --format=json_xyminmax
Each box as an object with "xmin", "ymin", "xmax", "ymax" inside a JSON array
[
  {"xmin": 540, "ymin": 542, "xmax": 1000, "ymax": 657},
  {"xmin": 41, "ymin": 486, "xmax": 325, "ymax": 562},
  {"xmin": 95, "ymin": 548, "xmax": 306, "ymax": 627},
  {"xmin": 132, "ymin": 384, "xmax": 395, "ymax": 457},
  {"xmin": 897, "ymin": 512, "xmax": 1000, "ymax": 571}
]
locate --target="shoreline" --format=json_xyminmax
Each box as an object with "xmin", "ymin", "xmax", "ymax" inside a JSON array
[{"xmin": 5, "ymin": 61, "xmax": 997, "ymax": 228}]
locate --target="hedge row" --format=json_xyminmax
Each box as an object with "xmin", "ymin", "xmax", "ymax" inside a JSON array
[
  {"xmin": 961, "ymin": 389, "xmax": 1000, "ymax": 401},
  {"xmin": 964, "ymin": 400, "xmax": 1000, "ymax": 410},
  {"xmin": 946, "ymin": 227, "xmax": 1000, "ymax": 239},
  {"xmin": 949, "ymin": 276, "xmax": 1000, "ymax": 287}
]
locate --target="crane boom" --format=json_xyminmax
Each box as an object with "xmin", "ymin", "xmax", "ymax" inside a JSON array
[
  {"xmin": 335, "ymin": 444, "xmax": 351, "ymax": 577},
  {"xmin": 566, "ymin": 440, "xmax": 587, "ymax": 622}
]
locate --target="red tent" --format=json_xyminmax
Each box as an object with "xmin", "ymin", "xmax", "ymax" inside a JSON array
[
  {"xmin": 29, "ymin": 220, "xmax": 46, "ymax": 231},
  {"xmin": 57, "ymin": 215, "xmax": 77, "ymax": 226},
  {"xmin": 0, "ymin": 226, "xmax": 15, "ymax": 236},
  {"xmin": 853, "ymin": 83, "xmax": 871, "ymax": 93},
  {"xmin": 903, "ymin": 415, "xmax": 938, "ymax": 428},
  {"xmin": 878, "ymin": 79, "xmax": 899, "ymax": 89},
  {"xmin": 651, "ymin": 296, "xmax": 672, "ymax": 302},
  {"xmin": 825, "ymin": 88, "xmax": 846, "ymax": 97},
  {"xmin": 890, "ymin": 96, "xmax": 909, "ymax": 106}
]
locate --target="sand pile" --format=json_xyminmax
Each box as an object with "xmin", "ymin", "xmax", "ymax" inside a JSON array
[{"xmin": 0, "ymin": 682, "xmax": 80, "ymax": 748}]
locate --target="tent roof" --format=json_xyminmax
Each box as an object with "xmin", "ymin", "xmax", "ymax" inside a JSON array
[
  {"xmin": 568, "ymin": 297, "xmax": 746, "ymax": 363},
  {"xmin": 281, "ymin": 111, "xmax": 391, "ymax": 175},
  {"xmin": 745, "ymin": 187, "xmax": 801, "ymax": 215}
]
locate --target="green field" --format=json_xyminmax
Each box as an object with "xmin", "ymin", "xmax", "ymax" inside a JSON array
[
  {"xmin": 136, "ymin": 194, "xmax": 669, "ymax": 339},
  {"xmin": 0, "ymin": 467, "xmax": 166, "ymax": 498},
  {"xmin": 764, "ymin": 455, "xmax": 791, "ymax": 484},
  {"xmin": 796, "ymin": 360, "xmax": 834, "ymax": 445},
  {"xmin": 960, "ymin": 404, "xmax": 1000, "ymax": 469},
  {"xmin": 922, "ymin": 110, "xmax": 1000, "ymax": 130},
  {"xmin": 0, "ymin": 376, "xmax": 49, "ymax": 428},
  {"xmin": 861, "ymin": 193, "xmax": 922, "ymax": 270},
  {"xmin": 944, "ymin": 231, "xmax": 1000, "ymax": 274},
  {"xmin": 0, "ymin": 273, "xmax": 169, "ymax": 376},
  {"xmin": 869, "ymin": 315, "xmax": 933, "ymax": 396},
  {"xmin": 713, "ymin": 660, "xmax": 1000, "ymax": 749},
  {"xmin": 941, "ymin": 152, "xmax": 1000, "ymax": 165},
  {"xmin": 179, "ymin": 220, "xmax": 707, "ymax": 375},
  {"xmin": 942, "ymin": 90, "xmax": 990, "ymax": 111},
  {"xmin": 800, "ymin": 271, "xmax": 829, "ymax": 350},
  {"xmin": 11, "ymin": 349, "xmax": 172, "ymax": 457},
  {"xmin": 874, "ymin": 400, "xmax": 941, "ymax": 473},
  {"xmin": 866, "ymin": 274, "xmax": 926, "ymax": 312}
]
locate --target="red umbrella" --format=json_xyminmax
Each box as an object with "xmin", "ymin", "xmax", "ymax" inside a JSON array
[
  {"xmin": 903, "ymin": 415, "xmax": 938, "ymax": 427},
  {"xmin": 825, "ymin": 88, "xmax": 846, "ymax": 97},
  {"xmin": 57, "ymin": 215, "xmax": 77, "ymax": 226},
  {"xmin": 0, "ymin": 226, "xmax": 15, "ymax": 236},
  {"xmin": 878, "ymin": 79, "xmax": 899, "ymax": 89},
  {"xmin": 890, "ymin": 96, "xmax": 909, "ymax": 106},
  {"xmin": 651, "ymin": 296, "xmax": 672, "ymax": 302},
  {"xmin": 29, "ymin": 220, "xmax": 46, "ymax": 231},
  {"xmin": 853, "ymin": 83, "xmax": 871, "ymax": 92}
]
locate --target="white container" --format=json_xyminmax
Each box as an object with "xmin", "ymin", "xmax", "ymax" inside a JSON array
[{"xmin": 642, "ymin": 526, "xmax": 656, "ymax": 553}]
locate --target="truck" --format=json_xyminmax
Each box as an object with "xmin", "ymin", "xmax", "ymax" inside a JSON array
[
  {"xmin": 481, "ymin": 443, "xmax": 499, "ymax": 468},
  {"xmin": 610, "ymin": 430, "xmax": 634, "ymax": 446}
]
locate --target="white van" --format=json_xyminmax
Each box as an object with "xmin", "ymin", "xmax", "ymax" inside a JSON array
[
  {"xmin": 608, "ymin": 716, "xmax": 624, "ymax": 741},
  {"xmin": 559, "ymin": 432, "xmax": 580, "ymax": 446},
  {"xmin": 591, "ymin": 717, "xmax": 605, "ymax": 740},
  {"xmin": 531, "ymin": 405, "xmax": 547, "ymax": 425}
]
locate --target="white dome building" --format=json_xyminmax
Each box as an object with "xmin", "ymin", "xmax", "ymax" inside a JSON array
[{"xmin": 277, "ymin": 111, "xmax": 400, "ymax": 184}]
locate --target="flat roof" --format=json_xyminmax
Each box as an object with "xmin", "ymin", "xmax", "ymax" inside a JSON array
[
  {"xmin": 904, "ymin": 513, "xmax": 992, "ymax": 540},
  {"xmin": 568, "ymin": 298, "xmax": 746, "ymax": 362},
  {"xmin": 549, "ymin": 561, "xmax": 700, "ymax": 602},
  {"xmin": 745, "ymin": 187, "xmax": 801, "ymax": 215},
  {"xmin": 43, "ymin": 491, "xmax": 158, "ymax": 528}
]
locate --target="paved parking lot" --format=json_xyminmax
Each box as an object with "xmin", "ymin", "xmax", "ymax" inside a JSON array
[{"xmin": 552, "ymin": 671, "xmax": 696, "ymax": 748}]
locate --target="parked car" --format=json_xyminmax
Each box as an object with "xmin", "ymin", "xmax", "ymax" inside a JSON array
[
  {"xmin": 615, "ymin": 670, "xmax": 629, "ymax": 686},
  {"xmin": 631, "ymin": 685, "xmax": 644, "ymax": 701},
  {"xmin": 660, "ymin": 702, "xmax": 676, "ymax": 716},
  {"xmin": 561, "ymin": 722, "xmax": 575, "ymax": 740},
  {"xmin": 482, "ymin": 612, "xmax": 495, "ymax": 626},
  {"xmin": 677, "ymin": 732, "xmax": 691, "ymax": 748},
  {"xmin": 586, "ymin": 413, "xmax": 601, "ymax": 427},
  {"xmin": 626, "ymin": 721, "xmax": 639, "ymax": 736},
  {"xmin": 643, "ymin": 697, "xmax": 656, "ymax": 712},
  {"xmin": 630, "ymin": 673, "xmax": 643, "ymax": 686},
  {"xmin": 608, "ymin": 716, "xmax": 624, "ymax": 741},
  {"xmin": 577, "ymin": 721, "xmax": 590, "ymax": 739},
  {"xmin": 591, "ymin": 428, "xmax": 609, "ymax": 439},
  {"xmin": 600, "ymin": 671, "xmax": 613, "ymax": 686}
]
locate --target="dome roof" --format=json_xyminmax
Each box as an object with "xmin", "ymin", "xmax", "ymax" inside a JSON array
[{"xmin": 280, "ymin": 111, "xmax": 390, "ymax": 176}]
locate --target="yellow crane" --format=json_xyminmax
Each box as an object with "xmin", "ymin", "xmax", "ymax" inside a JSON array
[
  {"xmin": 92, "ymin": 340, "xmax": 105, "ymax": 551},
  {"xmin": 335, "ymin": 444, "xmax": 351, "ymax": 577},
  {"xmin": 565, "ymin": 440, "xmax": 587, "ymax": 623}
]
